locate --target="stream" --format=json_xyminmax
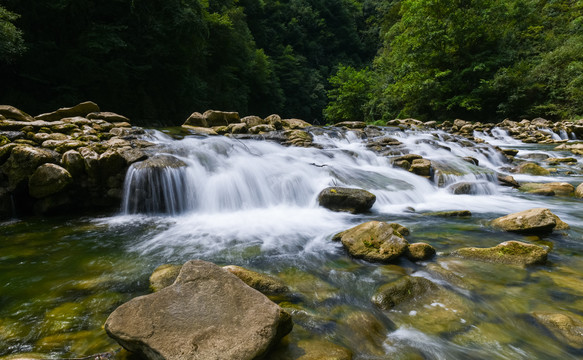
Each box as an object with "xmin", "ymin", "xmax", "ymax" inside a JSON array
[{"xmin": 1, "ymin": 126, "xmax": 583, "ymax": 359}]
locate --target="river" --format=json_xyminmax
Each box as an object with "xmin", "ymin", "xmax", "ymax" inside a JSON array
[{"xmin": 1, "ymin": 126, "xmax": 582, "ymax": 359}]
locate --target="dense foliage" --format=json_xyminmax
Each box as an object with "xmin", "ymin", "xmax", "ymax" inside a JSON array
[
  {"xmin": 0, "ymin": 0, "xmax": 582, "ymax": 124},
  {"xmin": 326, "ymin": 0, "xmax": 583, "ymax": 122}
]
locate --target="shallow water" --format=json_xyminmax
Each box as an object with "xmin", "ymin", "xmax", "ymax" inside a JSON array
[{"xmin": 1, "ymin": 126, "xmax": 583, "ymax": 359}]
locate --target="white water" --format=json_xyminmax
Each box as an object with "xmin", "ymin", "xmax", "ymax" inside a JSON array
[{"xmin": 114, "ymin": 127, "xmax": 583, "ymax": 259}]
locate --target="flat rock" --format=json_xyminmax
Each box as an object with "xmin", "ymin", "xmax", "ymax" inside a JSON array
[
  {"xmin": 519, "ymin": 182, "xmax": 575, "ymax": 196},
  {"xmin": 452, "ymin": 241, "xmax": 548, "ymax": 266},
  {"xmin": 36, "ymin": 101, "xmax": 100, "ymax": 122},
  {"xmin": 491, "ymin": 207, "xmax": 568, "ymax": 233},
  {"xmin": 105, "ymin": 260, "xmax": 293, "ymax": 360},
  {"xmin": 332, "ymin": 221, "xmax": 409, "ymax": 263},
  {"xmin": 317, "ymin": 187, "xmax": 376, "ymax": 213},
  {"xmin": 532, "ymin": 312, "xmax": 583, "ymax": 348}
]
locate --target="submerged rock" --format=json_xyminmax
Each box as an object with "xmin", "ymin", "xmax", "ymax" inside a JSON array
[
  {"xmin": 149, "ymin": 264, "xmax": 183, "ymax": 292},
  {"xmin": 532, "ymin": 312, "xmax": 583, "ymax": 349},
  {"xmin": 105, "ymin": 260, "xmax": 293, "ymax": 360},
  {"xmin": 424, "ymin": 210, "xmax": 472, "ymax": 217},
  {"xmin": 452, "ymin": 241, "xmax": 548, "ymax": 266},
  {"xmin": 491, "ymin": 208, "xmax": 569, "ymax": 233},
  {"xmin": 317, "ymin": 187, "xmax": 376, "ymax": 214},
  {"xmin": 372, "ymin": 275, "xmax": 438, "ymax": 310},
  {"xmin": 223, "ymin": 265, "xmax": 290, "ymax": 296},
  {"xmin": 332, "ymin": 221, "xmax": 409, "ymax": 263}
]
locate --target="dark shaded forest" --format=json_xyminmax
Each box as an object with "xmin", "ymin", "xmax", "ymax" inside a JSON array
[{"xmin": 1, "ymin": 0, "xmax": 582, "ymax": 125}]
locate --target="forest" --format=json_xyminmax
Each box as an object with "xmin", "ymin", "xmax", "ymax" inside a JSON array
[{"xmin": 0, "ymin": 0, "xmax": 582, "ymax": 125}]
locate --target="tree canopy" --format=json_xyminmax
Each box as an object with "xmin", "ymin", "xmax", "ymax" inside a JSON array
[{"xmin": 1, "ymin": 0, "xmax": 582, "ymax": 124}]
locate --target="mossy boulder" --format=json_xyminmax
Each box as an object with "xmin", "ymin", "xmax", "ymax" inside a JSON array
[
  {"xmin": 515, "ymin": 162, "xmax": 550, "ymax": 176},
  {"xmin": 406, "ymin": 242, "xmax": 436, "ymax": 261},
  {"xmin": 425, "ymin": 210, "xmax": 472, "ymax": 217},
  {"xmin": 149, "ymin": 264, "xmax": 183, "ymax": 292},
  {"xmin": 532, "ymin": 312, "xmax": 583, "ymax": 349},
  {"xmin": 318, "ymin": 187, "xmax": 376, "ymax": 214},
  {"xmin": 372, "ymin": 275, "xmax": 438, "ymax": 310},
  {"xmin": 491, "ymin": 207, "xmax": 569, "ymax": 233},
  {"xmin": 28, "ymin": 163, "xmax": 73, "ymax": 198},
  {"xmin": 452, "ymin": 241, "xmax": 548, "ymax": 266},
  {"xmin": 519, "ymin": 182, "xmax": 575, "ymax": 196},
  {"xmin": 333, "ymin": 221, "xmax": 409, "ymax": 263},
  {"xmin": 223, "ymin": 265, "xmax": 290, "ymax": 296}
]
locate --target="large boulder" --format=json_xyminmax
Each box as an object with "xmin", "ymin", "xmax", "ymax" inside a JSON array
[
  {"xmin": 105, "ymin": 260, "xmax": 293, "ymax": 360},
  {"xmin": 28, "ymin": 164, "xmax": 73, "ymax": 198},
  {"xmin": 35, "ymin": 101, "xmax": 100, "ymax": 122},
  {"xmin": 0, "ymin": 105, "xmax": 34, "ymax": 122},
  {"xmin": 332, "ymin": 221, "xmax": 409, "ymax": 263},
  {"xmin": 490, "ymin": 208, "xmax": 569, "ymax": 233},
  {"xmin": 452, "ymin": 241, "xmax": 548, "ymax": 266},
  {"xmin": 183, "ymin": 112, "xmax": 207, "ymax": 128},
  {"xmin": 1, "ymin": 145, "xmax": 59, "ymax": 189},
  {"xmin": 317, "ymin": 187, "xmax": 376, "ymax": 214},
  {"xmin": 203, "ymin": 110, "xmax": 240, "ymax": 127}
]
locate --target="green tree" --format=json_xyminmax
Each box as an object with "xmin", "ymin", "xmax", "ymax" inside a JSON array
[
  {"xmin": 0, "ymin": 5, "xmax": 25, "ymax": 63},
  {"xmin": 324, "ymin": 65, "xmax": 374, "ymax": 122}
]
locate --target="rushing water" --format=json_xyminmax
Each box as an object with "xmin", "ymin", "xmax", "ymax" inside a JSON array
[{"xmin": 1, "ymin": 126, "xmax": 583, "ymax": 359}]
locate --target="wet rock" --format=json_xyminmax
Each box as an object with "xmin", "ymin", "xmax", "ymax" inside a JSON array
[
  {"xmin": 318, "ymin": 187, "xmax": 376, "ymax": 213},
  {"xmin": 497, "ymin": 174, "xmax": 520, "ymax": 188},
  {"xmin": 149, "ymin": 264, "xmax": 183, "ymax": 292},
  {"xmin": 28, "ymin": 164, "xmax": 73, "ymax": 198},
  {"xmin": 265, "ymin": 114, "xmax": 284, "ymax": 130},
  {"xmin": 519, "ymin": 182, "xmax": 575, "ymax": 196},
  {"xmin": 372, "ymin": 276, "xmax": 438, "ymax": 310},
  {"xmin": 555, "ymin": 142, "xmax": 583, "ymax": 155},
  {"xmin": 575, "ymin": 183, "xmax": 583, "ymax": 198},
  {"xmin": 332, "ymin": 221, "xmax": 409, "ymax": 263},
  {"xmin": 249, "ymin": 124, "xmax": 276, "ymax": 134},
  {"xmin": 410, "ymin": 158, "xmax": 432, "ymax": 177},
  {"xmin": 406, "ymin": 243, "xmax": 436, "ymax": 261},
  {"xmin": 134, "ymin": 155, "xmax": 187, "ymax": 170},
  {"xmin": 546, "ymin": 157, "xmax": 578, "ymax": 165},
  {"xmin": 223, "ymin": 265, "xmax": 290, "ymax": 296},
  {"xmin": 278, "ymin": 268, "xmax": 339, "ymax": 303},
  {"xmin": 36, "ymin": 101, "xmax": 100, "ymax": 122},
  {"xmin": 452, "ymin": 241, "xmax": 548, "ymax": 266},
  {"xmin": 515, "ymin": 162, "xmax": 551, "ymax": 176},
  {"xmin": 337, "ymin": 310, "xmax": 392, "ymax": 356},
  {"xmin": 491, "ymin": 207, "xmax": 568, "ymax": 233},
  {"xmin": 532, "ymin": 312, "xmax": 583, "ymax": 348},
  {"xmin": 449, "ymin": 182, "xmax": 474, "ymax": 194},
  {"xmin": 0, "ymin": 105, "xmax": 34, "ymax": 122},
  {"xmin": 424, "ymin": 210, "xmax": 472, "ymax": 217},
  {"xmin": 105, "ymin": 260, "xmax": 293, "ymax": 360}
]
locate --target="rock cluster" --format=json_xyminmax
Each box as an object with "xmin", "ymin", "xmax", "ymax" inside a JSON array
[
  {"xmin": 0, "ymin": 102, "xmax": 153, "ymax": 218},
  {"xmin": 182, "ymin": 110, "xmax": 316, "ymax": 148}
]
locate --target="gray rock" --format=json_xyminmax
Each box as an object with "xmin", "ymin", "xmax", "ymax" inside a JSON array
[
  {"xmin": 491, "ymin": 207, "xmax": 568, "ymax": 234},
  {"xmin": 318, "ymin": 187, "xmax": 376, "ymax": 214},
  {"xmin": 105, "ymin": 260, "xmax": 293, "ymax": 360},
  {"xmin": 332, "ymin": 221, "xmax": 409, "ymax": 263},
  {"xmin": 28, "ymin": 164, "xmax": 73, "ymax": 198}
]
